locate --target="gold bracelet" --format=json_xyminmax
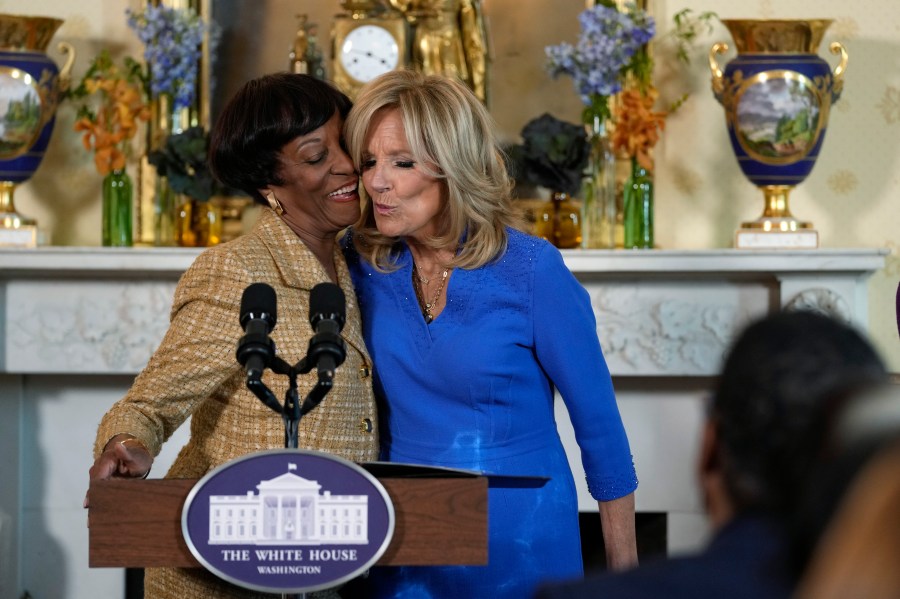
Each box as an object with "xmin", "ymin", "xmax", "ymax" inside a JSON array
[
  {"xmin": 118, "ymin": 437, "xmax": 151, "ymax": 479},
  {"xmin": 118, "ymin": 437, "xmax": 147, "ymax": 451}
]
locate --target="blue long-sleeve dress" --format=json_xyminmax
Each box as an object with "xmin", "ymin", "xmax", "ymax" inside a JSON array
[{"xmin": 343, "ymin": 228, "xmax": 638, "ymax": 598}]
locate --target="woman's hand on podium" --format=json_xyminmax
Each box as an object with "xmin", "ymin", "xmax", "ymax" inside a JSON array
[{"xmin": 83, "ymin": 434, "xmax": 154, "ymax": 508}]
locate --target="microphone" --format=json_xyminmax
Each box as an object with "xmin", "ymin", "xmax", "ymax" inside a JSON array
[
  {"xmin": 307, "ymin": 283, "xmax": 347, "ymax": 379},
  {"xmin": 236, "ymin": 283, "xmax": 277, "ymax": 379}
]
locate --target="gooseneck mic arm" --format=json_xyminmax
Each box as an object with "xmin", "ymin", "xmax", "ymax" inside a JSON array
[{"xmin": 236, "ymin": 282, "xmax": 347, "ymax": 449}]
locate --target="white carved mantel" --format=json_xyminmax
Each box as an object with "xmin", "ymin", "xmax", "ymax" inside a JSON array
[{"xmin": 0, "ymin": 246, "xmax": 887, "ymax": 599}]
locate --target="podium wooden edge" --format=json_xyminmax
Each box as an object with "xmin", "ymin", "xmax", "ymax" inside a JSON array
[{"xmin": 88, "ymin": 475, "xmax": 487, "ymax": 568}]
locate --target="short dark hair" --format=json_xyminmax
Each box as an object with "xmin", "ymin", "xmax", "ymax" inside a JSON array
[
  {"xmin": 711, "ymin": 310, "xmax": 887, "ymax": 515},
  {"xmin": 209, "ymin": 72, "xmax": 352, "ymax": 205}
]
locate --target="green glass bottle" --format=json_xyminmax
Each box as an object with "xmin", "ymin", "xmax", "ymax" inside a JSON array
[
  {"xmin": 623, "ymin": 157, "xmax": 653, "ymax": 249},
  {"xmin": 102, "ymin": 169, "xmax": 133, "ymax": 247}
]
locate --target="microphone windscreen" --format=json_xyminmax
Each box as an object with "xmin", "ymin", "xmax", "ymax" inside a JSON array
[
  {"xmin": 310, "ymin": 283, "xmax": 346, "ymax": 326},
  {"xmin": 240, "ymin": 282, "xmax": 277, "ymax": 327}
]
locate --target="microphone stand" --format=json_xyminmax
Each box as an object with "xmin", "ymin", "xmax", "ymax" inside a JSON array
[
  {"xmin": 244, "ymin": 355, "xmax": 338, "ymax": 599},
  {"xmin": 237, "ymin": 283, "xmax": 345, "ymax": 599},
  {"xmin": 244, "ymin": 353, "xmax": 337, "ymax": 449}
]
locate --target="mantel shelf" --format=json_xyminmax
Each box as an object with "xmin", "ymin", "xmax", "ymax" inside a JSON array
[{"xmin": 0, "ymin": 246, "xmax": 887, "ymax": 277}]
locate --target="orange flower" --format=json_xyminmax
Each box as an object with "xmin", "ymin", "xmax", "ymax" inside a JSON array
[
  {"xmin": 71, "ymin": 52, "xmax": 149, "ymax": 177},
  {"xmin": 94, "ymin": 146, "xmax": 127, "ymax": 176},
  {"xmin": 613, "ymin": 86, "xmax": 667, "ymax": 172}
]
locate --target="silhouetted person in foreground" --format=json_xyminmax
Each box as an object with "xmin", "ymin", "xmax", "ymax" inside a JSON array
[{"xmin": 536, "ymin": 310, "xmax": 888, "ymax": 599}]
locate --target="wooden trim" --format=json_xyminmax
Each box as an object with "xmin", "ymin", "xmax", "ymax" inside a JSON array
[{"xmin": 88, "ymin": 476, "xmax": 487, "ymax": 568}]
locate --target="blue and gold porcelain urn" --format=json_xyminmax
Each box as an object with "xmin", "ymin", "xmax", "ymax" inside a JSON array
[
  {"xmin": 710, "ymin": 19, "xmax": 847, "ymax": 248},
  {"xmin": 0, "ymin": 14, "xmax": 74, "ymax": 246}
]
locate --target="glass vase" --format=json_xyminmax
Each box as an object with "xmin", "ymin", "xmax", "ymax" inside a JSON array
[
  {"xmin": 580, "ymin": 117, "xmax": 617, "ymax": 249},
  {"xmin": 138, "ymin": 92, "xmax": 197, "ymax": 247},
  {"xmin": 623, "ymin": 157, "xmax": 654, "ymax": 249},
  {"xmin": 175, "ymin": 196, "xmax": 223, "ymax": 247},
  {"xmin": 537, "ymin": 191, "xmax": 581, "ymax": 249},
  {"xmin": 102, "ymin": 168, "xmax": 133, "ymax": 247}
]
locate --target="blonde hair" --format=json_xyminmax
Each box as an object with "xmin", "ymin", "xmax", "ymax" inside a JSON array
[{"xmin": 344, "ymin": 70, "xmax": 520, "ymax": 271}]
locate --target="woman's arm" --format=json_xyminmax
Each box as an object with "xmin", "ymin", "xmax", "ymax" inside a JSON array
[
  {"xmin": 91, "ymin": 250, "xmax": 250, "ymax": 460},
  {"xmin": 599, "ymin": 492, "xmax": 638, "ymax": 570},
  {"xmin": 531, "ymin": 243, "xmax": 638, "ymax": 496},
  {"xmin": 530, "ymin": 241, "xmax": 640, "ymax": 567}
]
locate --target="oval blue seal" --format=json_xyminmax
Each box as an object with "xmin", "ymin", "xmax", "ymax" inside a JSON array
[{"xmin": 181, "ymin": 449, "xmax": 395, "ymax": 594}]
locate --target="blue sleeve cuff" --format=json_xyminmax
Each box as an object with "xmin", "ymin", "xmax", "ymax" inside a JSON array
[{"xmin": 586, "ymin": 458, "xmax": 639, "ymax": 501}]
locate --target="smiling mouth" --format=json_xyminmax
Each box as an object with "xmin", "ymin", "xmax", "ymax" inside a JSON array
[{"xmin": 328, "ymin": 182, "xmax": 358, "ymax": 200}]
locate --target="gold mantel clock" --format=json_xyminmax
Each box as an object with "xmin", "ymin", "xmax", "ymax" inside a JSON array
[{"xmin": 331, "ymin": 0, "xmax": 408, "ymax": 98}]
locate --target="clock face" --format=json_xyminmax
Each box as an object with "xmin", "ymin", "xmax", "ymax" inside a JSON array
[{"xmin": 339, "ymin": 24, "xmax": 400, "ymax": 83}]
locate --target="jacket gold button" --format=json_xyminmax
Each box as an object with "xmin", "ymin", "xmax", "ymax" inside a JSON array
[
  {"xmin": 359, "ymin": 418, "xmax": 373, "ymax": 433},
  {"xmin": 359, "ymin": 366, "xmax": 370, "ymax": 379}
]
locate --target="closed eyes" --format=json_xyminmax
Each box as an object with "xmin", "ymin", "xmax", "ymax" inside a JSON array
[{"xmin": 360, "ymin": 157, "xmax": 416, "ymax": 170}]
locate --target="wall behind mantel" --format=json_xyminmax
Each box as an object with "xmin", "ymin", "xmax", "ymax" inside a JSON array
[{"xmin": 5, "ymin": 0, "xmax": 899, "ymax": 368}]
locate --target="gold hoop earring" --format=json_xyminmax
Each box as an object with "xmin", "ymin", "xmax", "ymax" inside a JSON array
[{"xmin": 266, "ymin": 192, "xmax": 284, "ymax": 216}]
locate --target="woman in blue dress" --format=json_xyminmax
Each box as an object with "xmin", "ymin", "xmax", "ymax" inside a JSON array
[{"xmin": 342, "ymin": 70, "xmax": 638, "ymax": 598}]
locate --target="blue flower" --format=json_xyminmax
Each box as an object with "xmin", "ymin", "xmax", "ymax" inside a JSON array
[
  {"xmin": 126, "ymin": 5, "xmax": 206, "ymax": 111},
  {"xmin": 546, "ymin": 3, "xmax": 655, "ymax": 124}
]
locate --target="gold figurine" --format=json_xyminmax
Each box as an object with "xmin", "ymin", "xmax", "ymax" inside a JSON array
[
  {"xmin": 289, "ymin": 14, "xmax": 309, "ymax": 74},
  {"xmin": 291, "ymin": 14, "xmax": 327, "ymax": 80},
  {"xmin": 388, "ymin": 0, "xmax": 490, "ymax": 104}
]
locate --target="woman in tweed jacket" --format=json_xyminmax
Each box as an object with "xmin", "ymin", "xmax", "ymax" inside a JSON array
[{"xmin": 86, "ymin": 73, "xmax": 377, "ymax": 598}]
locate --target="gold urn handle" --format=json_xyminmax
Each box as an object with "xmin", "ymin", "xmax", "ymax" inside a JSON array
[
  {"xmin": 709, "ymin": 42, "xmax": 728, "ymax": 97},
  {"xmin": 827, "ymin": 41, "xmax": 848, "ymax": 100},
  {"xmin": 56, "ymin": 41, "xmax": 75, "ymax": 93},
  {"xmin": 829, "ymin": 41, "xmax": 848, "ymax": 82},
  {"xmin": 35, "ymin": 41, "xmax": 76, "ymax": 129}
]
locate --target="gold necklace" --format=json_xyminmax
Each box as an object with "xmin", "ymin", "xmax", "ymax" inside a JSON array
[
  {"xmin": 413, "ymin": 266, "xmax": 450, "ymax": 323},
  {"xmin": 413, "ymin": 263, "xmax": 433, "ymax": 285}
]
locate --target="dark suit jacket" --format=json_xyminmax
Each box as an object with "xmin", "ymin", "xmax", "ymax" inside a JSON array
[{"xmin": 535, "ymin": 516, "xmax": 792, "ymax": 599}]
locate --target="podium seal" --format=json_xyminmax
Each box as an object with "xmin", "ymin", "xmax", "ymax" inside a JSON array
[{"xmin": 181, "ymin": 449, "xmax": 395, "ymax": 594}]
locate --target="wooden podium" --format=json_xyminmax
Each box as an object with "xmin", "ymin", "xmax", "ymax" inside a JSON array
[{"xmin": 89, "ymin": 468, "xmax": 488, "ymax": 569}]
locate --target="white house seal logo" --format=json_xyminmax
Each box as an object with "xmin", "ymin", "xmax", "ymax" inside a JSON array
[{"xmin": 181, "ymin": 449, "xmax": 394, "ymax": 594}]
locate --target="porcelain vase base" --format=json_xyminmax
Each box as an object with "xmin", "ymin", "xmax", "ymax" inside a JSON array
[
  {"xmin": 0, "ymin": 209, "xmax": 37, "ymax": 247},
  {"xmin": 0, "ymin": 183, "xmax": 37, "ymax": 247},
  {"xmin": 740, "ymin": 216, "xmax": 815, "ymax": 232},
  {"xmin": 735, "ymin": 228, "xmax": 819, "ymax": 249}
]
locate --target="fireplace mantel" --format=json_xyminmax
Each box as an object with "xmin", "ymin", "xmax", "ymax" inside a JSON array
[
  {"xmin": 0, "ymin": 246, "xmax": 886, "ymax": 597},
  {"xmin": 0, "ymin": 246, "xmax": 885, "ymax": 375}
]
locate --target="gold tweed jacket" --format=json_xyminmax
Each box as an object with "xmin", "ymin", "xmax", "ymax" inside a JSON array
[
  {"xmin": 94, "ymin": 208, "xmax": 379, "ymax": 470},
  {"xmin": 93, "ymin": 210, "xmax": 378, "ymax": 598}
]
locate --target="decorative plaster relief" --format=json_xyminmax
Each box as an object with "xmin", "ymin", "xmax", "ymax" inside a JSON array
[
  {"xmin": 586, "ymin": 283, "xmax": 759, "ymax": 376},
  {"xmin": 5, "ymin": 281, "xmax": 175, "ymax": 374},
  {"xmin": 784, "ymin": 287, "xmax": 852, "ymax": 322}
]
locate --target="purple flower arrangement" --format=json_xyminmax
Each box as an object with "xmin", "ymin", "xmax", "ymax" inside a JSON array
[
  {"xmin": 546, "ymin": 2, "xmax": 655, "ymax": 125},
  {"xmin": 126, "ymin": 4, "xmax": 206, "ymax": 111}
]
